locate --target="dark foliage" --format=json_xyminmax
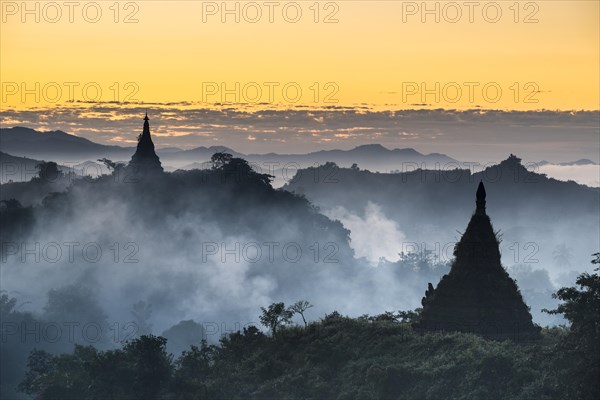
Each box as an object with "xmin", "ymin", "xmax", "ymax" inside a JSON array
[
  {"xmin": 543, "ymin": 253, "xmax": 600, "ymax": 400},
  {"xmin": 15, "ymin": 314, "xmax": 581, "ymax": 400},
  {"xmin": 13, "ymin": 253, "xmax": 599, "ymax": 400}
]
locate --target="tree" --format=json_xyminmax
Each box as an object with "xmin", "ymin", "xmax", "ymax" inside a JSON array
[
  {"xmin": 0, "ymin": 292, "xmax": 17, "ymax": 316},
  {"xmin": 210, "ymin": 152, "xmax": 233, "ymax": 170},
  {"xmin": 210, "ymin": 152, "xmax": 274, "ymax": 186},
  {"xmin": 18, "ymin": 345, "xmax": 100, "ymax": 399},
  {"xmin": 43, "ymin": 285, "xmax": 109, "ymax": 346},
  {"xmin": 123, "ymin": 335, "xmax": 173, "ymax": 400},
  {"xmin": 396, "ymin": 309, "xmax": 421, "ymax": 323},
  {"xmin": 0, "ymin": 199, "xmax": 22, "ymax": 209},
  {"xmin": 545, "ymin": 252, "xmax": 599, "ymax": 336},
  {"xmin": 18, "ymin": 348, "xmax": 66, "ymax": 397},
  {"xmin": 35, "ymin": 161, "xmax": 63, "ymax": 182},
  {"xmin": 259, "ymin": 302, "xmax": 293, "ymax": 335},
  {"xmin": 172, "ymin": 340, "xmax": 214, "ymax": 399},
  {"xmin": 289, "ymin": 300, "xmax": 313, "ymax": 327},
  {"xmin": 368, "ymin": 311, "xmax": 398, "ymax": 322},
  {"xmin": 544, "ymin": 252, "xmax": 600, "ymax": 400},
  {"xmin": 98, "ymin": 158, "xmax": 126, "ymax": 174}
]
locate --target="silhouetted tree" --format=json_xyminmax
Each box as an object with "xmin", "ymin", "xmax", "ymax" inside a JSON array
[
  {"xmin": 0, "ymin": 198, "xmax": 22, "ymax": 209},
  {"xmin": 209, "ymin": 152, "xmax": 274, "ymax": 187},
  {"xmin": 18, "ymin": 335, "xmax": 172, "ymax": 400},
  {"xmin": 16, "ymin": 302, "xmax": 588, "ymax": 400},
  {"xmin": 289, "ymin": 300, "xmax": 313, "ymax": 327},
  {"xmin": 259, "ymin": 302, "xmax": 293, "ymax": 335},
  {"xmin": 210, "ymin": 152, "xmax": 233, "ymax": 170},
  {"xmin": 396, "ymin": 309, "xmax": 421, "ymax": 323},
  {"xmin": 43, "ymin": 285, "xmax": 109, "ymax": 347},
  {"xmin": 172, "ymin": 339, "xmax": 214, "ymax": 399},
  {"xmin": 98, "ymin": 158, "xmax": 126, "ymax": 173},
  {"xmin": 35, "ymin": 161, "xmax": 62, "ymax": 182},
  {"xmin": 544, "ymin": 252, "xmax": 600, "ymax": 400},
  {"xmin": 368, "ymin": 311, "xmax": 398, "ymax": 322},
  {"xmin": 124, "ymin": 335, "xmax": 173, "ymax": 400},
  {"xmin": 0, "ymin": 292, "xmax": 18, "ymax": 315}
]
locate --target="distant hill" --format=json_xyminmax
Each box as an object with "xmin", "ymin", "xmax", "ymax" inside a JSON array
[
  {"xmin": 3, "ymin": 126, "xmax": 594, "ymax": 187},
  {"xmin": 536, "ymin": 159, "xmax": 598, "ymax": 167},
  {"xmin": 283, "ymin": 154, "xmax": 600, "ymax": 277},
  {"xmin": 244, "ymin": 144, "xmax": 457, "ymax": 172},
  {"xmin": 1, "ymin": 127, "xmax": 460, "ymax": 172},
  {"xmin": 163, "ymin": 146, "xmax": 240, "ymax": 163},
  {"xmin": 0, "ymin": 127, "xmax": 241, "ymax": 166},
  {"xmin": 284, "ymin": 154, "xmax": 599, "ymax": 222},
  {"xmin": 0, "ymin": 127, "xmax": 132, "ymax": 161},
  {"xmin": 0, "ymin": 151, "xmax": 43, "ymax": 183}
]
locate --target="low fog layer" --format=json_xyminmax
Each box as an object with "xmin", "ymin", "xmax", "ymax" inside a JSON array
[
  {"xmin": 537, "ymin": 164, "xmax": 599, "ymax": 187},
  {"xmin": 284, "ymin": 156, "xmax": 599, "ymax": 287},
  {"xmin": 0, "ymin": 153, "xmax": 594, "ymax": 398},
  {"xmin": 1, "ymin": 159, "xmax": 452, "ymax": 374}
]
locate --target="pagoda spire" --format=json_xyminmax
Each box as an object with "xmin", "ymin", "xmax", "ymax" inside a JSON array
[
  {"xmin": 141, "ymin": 112, "xmax": 151, "ymax": 140},
  {"xmin": 476, "ymin": 181, "xmax": 486, "ymax": 215},
  {"xmin": 127, "ymin": 112, "xmax": 163, "ymax": 175}
]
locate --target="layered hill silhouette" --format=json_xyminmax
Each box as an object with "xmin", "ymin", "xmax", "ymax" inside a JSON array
[
  {"xmin": 537, "ymin": 158, "xmax": 598, "ymax": 166},
  {"xmin": 286, "ymin": 154, "xmax": 598, "ymax": 211},
  {"xmin": 0, "ymin": 127, "xmax": 456, "ymax": 170},
  {"xmin": 0, "ymin": 127, "xmax": 131, "ymax": 160},
  {"xmin": 2, "ymin": 117, "xmax": 598, "ymax": 400},
  {"xmin": 283, "ymin": 154, "xmax": 599, "ymax": 222},
  {"xmin": 0, "ymin": 151, "xmax": 42, "ymax": 183},
  {"xmin": 2, "ymin": 127, "xmax": 596, "ymax": 182},
  {"xmin": 283, "ymin": 155, "xmax": 599, "ymax": 276}
]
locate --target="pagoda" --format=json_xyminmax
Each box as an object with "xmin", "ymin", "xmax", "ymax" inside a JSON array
[
  {"xmin": 128, "ymin": 112, "xmax": 163, "ymax": 174},
  {"xmin": 414, "ymin": 182, "xmax": 540, "ymax": 340}
]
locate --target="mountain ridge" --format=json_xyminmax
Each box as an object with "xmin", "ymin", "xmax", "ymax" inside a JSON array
[{"xmin": 0, "ymin": 126, "xmax": 457, "ymax": 169}]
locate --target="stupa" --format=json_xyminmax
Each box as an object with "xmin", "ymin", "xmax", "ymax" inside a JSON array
[
  {"xmin": 414, "ymin": 182, "xmax": 540, "ymax": 340},
  {"xmin": 128, "ymin": 112, "xmax": 163, "ymax": 175}
]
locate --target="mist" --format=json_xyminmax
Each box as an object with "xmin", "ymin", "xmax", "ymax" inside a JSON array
[{"xmin": 0, "ymin": 151, "xmax": 596, "ymax": 399}]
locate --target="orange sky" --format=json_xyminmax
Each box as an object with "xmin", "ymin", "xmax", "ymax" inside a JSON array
[{"xmin": 1, "ymin": 1, "xmax": 599, "ymax": 110}]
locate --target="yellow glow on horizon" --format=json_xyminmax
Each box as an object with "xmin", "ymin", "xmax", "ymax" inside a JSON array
[{"xmin": 1, "ymin": 1, "xmax": 598, "ymax": 110}]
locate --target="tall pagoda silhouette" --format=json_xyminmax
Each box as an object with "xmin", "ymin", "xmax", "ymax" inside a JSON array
[
  {"xmin": 128, "ymin": 112, "xmax": 163, "ymax": 174},
  {"xmin": 414, "ymin": 182, "xmax": 540, "ymax": 340}
]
